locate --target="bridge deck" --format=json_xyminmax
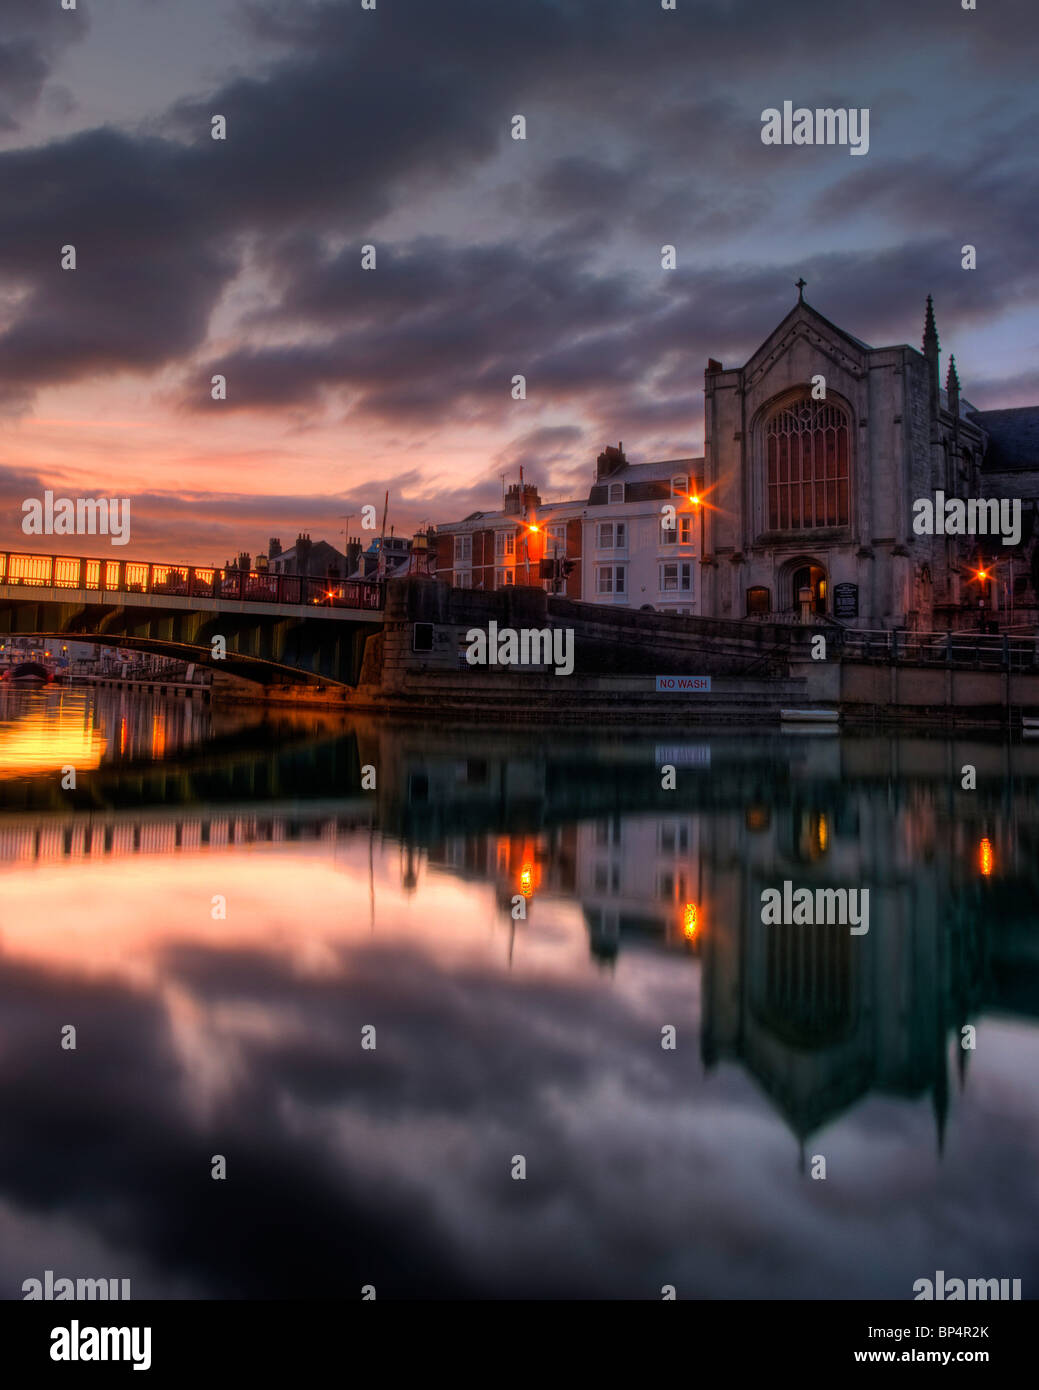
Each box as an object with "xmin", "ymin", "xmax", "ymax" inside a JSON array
[{"xmin": 0, "ymin": 550, "xmax": 384, "ymax": 620}]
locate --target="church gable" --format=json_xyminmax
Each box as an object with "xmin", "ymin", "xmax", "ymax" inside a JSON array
[{"xmin": 742, "ymin": 303, "xmax": 868, "ymax": 394}]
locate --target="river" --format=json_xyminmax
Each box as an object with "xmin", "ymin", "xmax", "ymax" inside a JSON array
[{"xmin": 1, "ymin": 685, "xmax": 1037, "ymax": 1299}]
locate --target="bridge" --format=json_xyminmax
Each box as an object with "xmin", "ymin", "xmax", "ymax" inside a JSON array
[{"xmin": 0, "ymin": 549, "xmax": 384, "ymax": 685}]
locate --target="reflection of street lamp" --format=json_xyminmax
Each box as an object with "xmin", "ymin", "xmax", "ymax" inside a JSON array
[{"xmin": 683, "ymin": 902, "xmax": 698, "ymax": 940}]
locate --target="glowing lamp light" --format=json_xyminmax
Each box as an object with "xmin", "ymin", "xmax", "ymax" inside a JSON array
[
  {"xmin": 977, "ymin": 570, "xmax": 988, "ymax": 581},
  {"xmin": 528, "ymin": 524, "xmax": 539, "ymax": 533},
  {"xmin": 690, "ymin": 495, "xmax": 701, "ymax": 506},
  {"xmin": 519, "ymin": 863, "xmax": 534, "ymax": 897},
  {"xmin": 683, "ymin": 902, "xmax": 698, "ymax": 939},
  {"xmin": 978, "ymin": 838, "xmax": 994, "ymax": 877}
]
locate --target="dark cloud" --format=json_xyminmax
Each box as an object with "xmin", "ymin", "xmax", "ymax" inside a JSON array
[
  {"xmin": 0, "ymin": 129, "xmax": 235, "ymax": 409},
  {"xmin": 494, "ymin": 424, "xmax": 585, "ymax": 475},
  {"xmin": 0, "ymin": 0, "xmax": 1035, "ymax": 463},
  {"xmin": 0, "ymin": 0, "xmax": 89, "ymax": 132}
]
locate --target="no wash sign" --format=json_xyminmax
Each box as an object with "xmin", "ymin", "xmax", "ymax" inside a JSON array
[{"xmin": 655, "ymin": 675, "xmax": 712, "ymax": 692}]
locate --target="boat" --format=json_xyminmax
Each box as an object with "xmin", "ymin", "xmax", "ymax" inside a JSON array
[{"xmin": 780, "ymin": 708, "xmax": 840, "ymax": 724}]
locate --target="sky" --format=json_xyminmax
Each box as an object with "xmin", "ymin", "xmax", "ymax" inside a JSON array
[{"xmin": 0, "ymin": 0, "xmax": 1037, "ymax": 564}]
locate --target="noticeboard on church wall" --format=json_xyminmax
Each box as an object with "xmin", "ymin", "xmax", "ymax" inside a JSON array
[{"xmin": 833, "ymin": 582, "xmax": 859, "ymax": 618}]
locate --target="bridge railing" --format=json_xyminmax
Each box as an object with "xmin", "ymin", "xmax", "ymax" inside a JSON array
[{"xmin": 0, "ymin": 551, "xmax": 384, "ymax": 611}]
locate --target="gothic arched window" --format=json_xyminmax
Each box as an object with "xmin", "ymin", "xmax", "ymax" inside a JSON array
[{"xmin": 766, "ymin": 398, "xmax": 850, "ymax": 530}]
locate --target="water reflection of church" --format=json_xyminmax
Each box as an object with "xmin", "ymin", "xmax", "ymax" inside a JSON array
[
  {"xmin": 395, "ymin": 733, "xmax": 1036, "ymax": 1158},
  {"xmin": 698, "ymin": 794, "xmax": 989, "ymax": 1154}
]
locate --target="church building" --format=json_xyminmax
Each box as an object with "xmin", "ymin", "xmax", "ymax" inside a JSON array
[{"xmin": 698, "ymin": 288, "xmax": 1037, "ymax": 629}]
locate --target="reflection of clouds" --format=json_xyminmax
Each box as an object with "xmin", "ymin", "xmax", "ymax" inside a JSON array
[
  {"xmin": 0, "ymin": 838, "xmax": 1037, "ymax": 1298},
  {"xmin": 0, "ymin": 1197, "xmax": 196, "ymax": 1303}
]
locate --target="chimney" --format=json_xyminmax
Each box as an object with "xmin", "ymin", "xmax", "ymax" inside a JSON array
[
  {"xmin": 595, "ymin": 442, "xmax": 627, "ymax": 481},
  {"xmin": 505, "ymin": 482, "xmax": 541, "ymax": 515},
  {"xmin": 268, "ymin": 537, "xmax": 282, "ymax": 559},
  {"xmin": 295, "ymin": 532, "xmax": 313, "ymax": 576}
]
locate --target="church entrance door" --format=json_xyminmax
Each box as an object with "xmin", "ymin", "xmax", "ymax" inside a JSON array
[{"xmin": 791, "ymin": 562, "xmax": 827, "ymax": 616}]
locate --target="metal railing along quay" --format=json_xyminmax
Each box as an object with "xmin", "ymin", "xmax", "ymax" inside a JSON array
[
  {"xmin": 835, "ymin": 627, "xmax": 1039, "ymax": 671},
  {"xmin": 0, "ymin": 551, "xmax": 384, "ymax": 611}
]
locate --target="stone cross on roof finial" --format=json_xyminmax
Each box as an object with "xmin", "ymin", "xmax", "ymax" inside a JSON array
[{"xmin": 796, "ymin": 278, "xmax": 807, "ymax": 302}]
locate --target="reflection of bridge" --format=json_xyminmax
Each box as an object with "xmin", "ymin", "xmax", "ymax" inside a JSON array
[
  {"xmin": 0, "ymin": 799, "xmax": 372, "ymax": 862},
  {"xmin": 0, "ymin": 550, "xmax": 384, "ymax": 685}
]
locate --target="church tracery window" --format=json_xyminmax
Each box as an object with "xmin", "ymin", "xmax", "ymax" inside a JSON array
[{"xmin": 765, "ymin": 397, "xmax": 850, "ymax": 530}]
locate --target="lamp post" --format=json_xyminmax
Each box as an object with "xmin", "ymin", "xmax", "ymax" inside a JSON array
[
  {"xmin": 521, "ymin": 518, "xmax": 541, "ymax": 586},
  {"xmin": 690, "ymin": 488, "xmax": 705, "ymax": 613}
]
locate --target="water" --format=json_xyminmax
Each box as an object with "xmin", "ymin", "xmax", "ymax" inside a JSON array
[{"xmin": 1, "ymin": 685, "xmax": 1037, "ymax": 1299}]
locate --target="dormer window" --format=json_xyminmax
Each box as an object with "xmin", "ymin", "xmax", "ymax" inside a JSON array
[{"xmin": 608, "ymin": 482, "xmax": 624, "ymax": 504}]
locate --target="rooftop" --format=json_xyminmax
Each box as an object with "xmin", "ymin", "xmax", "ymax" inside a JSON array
[{"xmin": 968, "ymin": 406, "xmax": 1039, "ymax": 472}]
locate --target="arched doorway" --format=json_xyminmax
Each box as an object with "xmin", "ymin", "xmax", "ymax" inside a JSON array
[{"xmin": 788, "ymin": 560, "xmax": 828, "ymax": 615}]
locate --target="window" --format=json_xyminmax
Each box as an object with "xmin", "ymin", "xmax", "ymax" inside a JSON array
[
  {"xmin": 608, "ymin": 482, "xmax": 625, "ymax": 503},
  {"xmin": 549, "ymin": 523, "xmax": 567, "ymax": 550},
  {"xmin": 453, "ymin": 570, "xmax": 471, "ymax": 588},
  {"xmin": 413, "ymin": 622, "xmax": 434, "ymax": 653},
  {"xmin": 494, "ymin": 531, "xmax": 515, "ymax": 558},
  {"xmin": 495, "ymin": 567, "xmax": 514, "ymax": 587},
  {"xmin": 671, "ymin": 476, "xmax": 688, "ymax": 496},
  {"xmin": 661, "ymin": 517, "xmax": 692, "ymax": 545},
  {"xmin": 658, "ymin": 822, "xmax": 690, "ymax": 853},
  {"xmin": 597, "ymin": 522, "xmax": 626, "ymax": 549},
  {"xmin": 746, "ymin": 586, "xmax": 771, "ymax": 616},
  {"xmin": 453, "ymin": 535, "xmax": 472, "ymax": 562},
  {"xmin": 656, "ymin": 869, "xmax": 689, "ymax": 902},
  {"xmin": 594, "ymin": 862, "xmax": 621, "ymax": 892},
  {"xmin": 595, "ymin": 817, "xmax": 622, "ymax": 847},
  {"xmin": 766, "ymin": 398, "xmax": 850, "ymax": 530},
  {"xmin": 596, "ymin": 565, "xmax": 626, "ymax": 595},
  {"xmin": 660, "ymin": 562, "xmax": 693, "ymax": 593}
]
